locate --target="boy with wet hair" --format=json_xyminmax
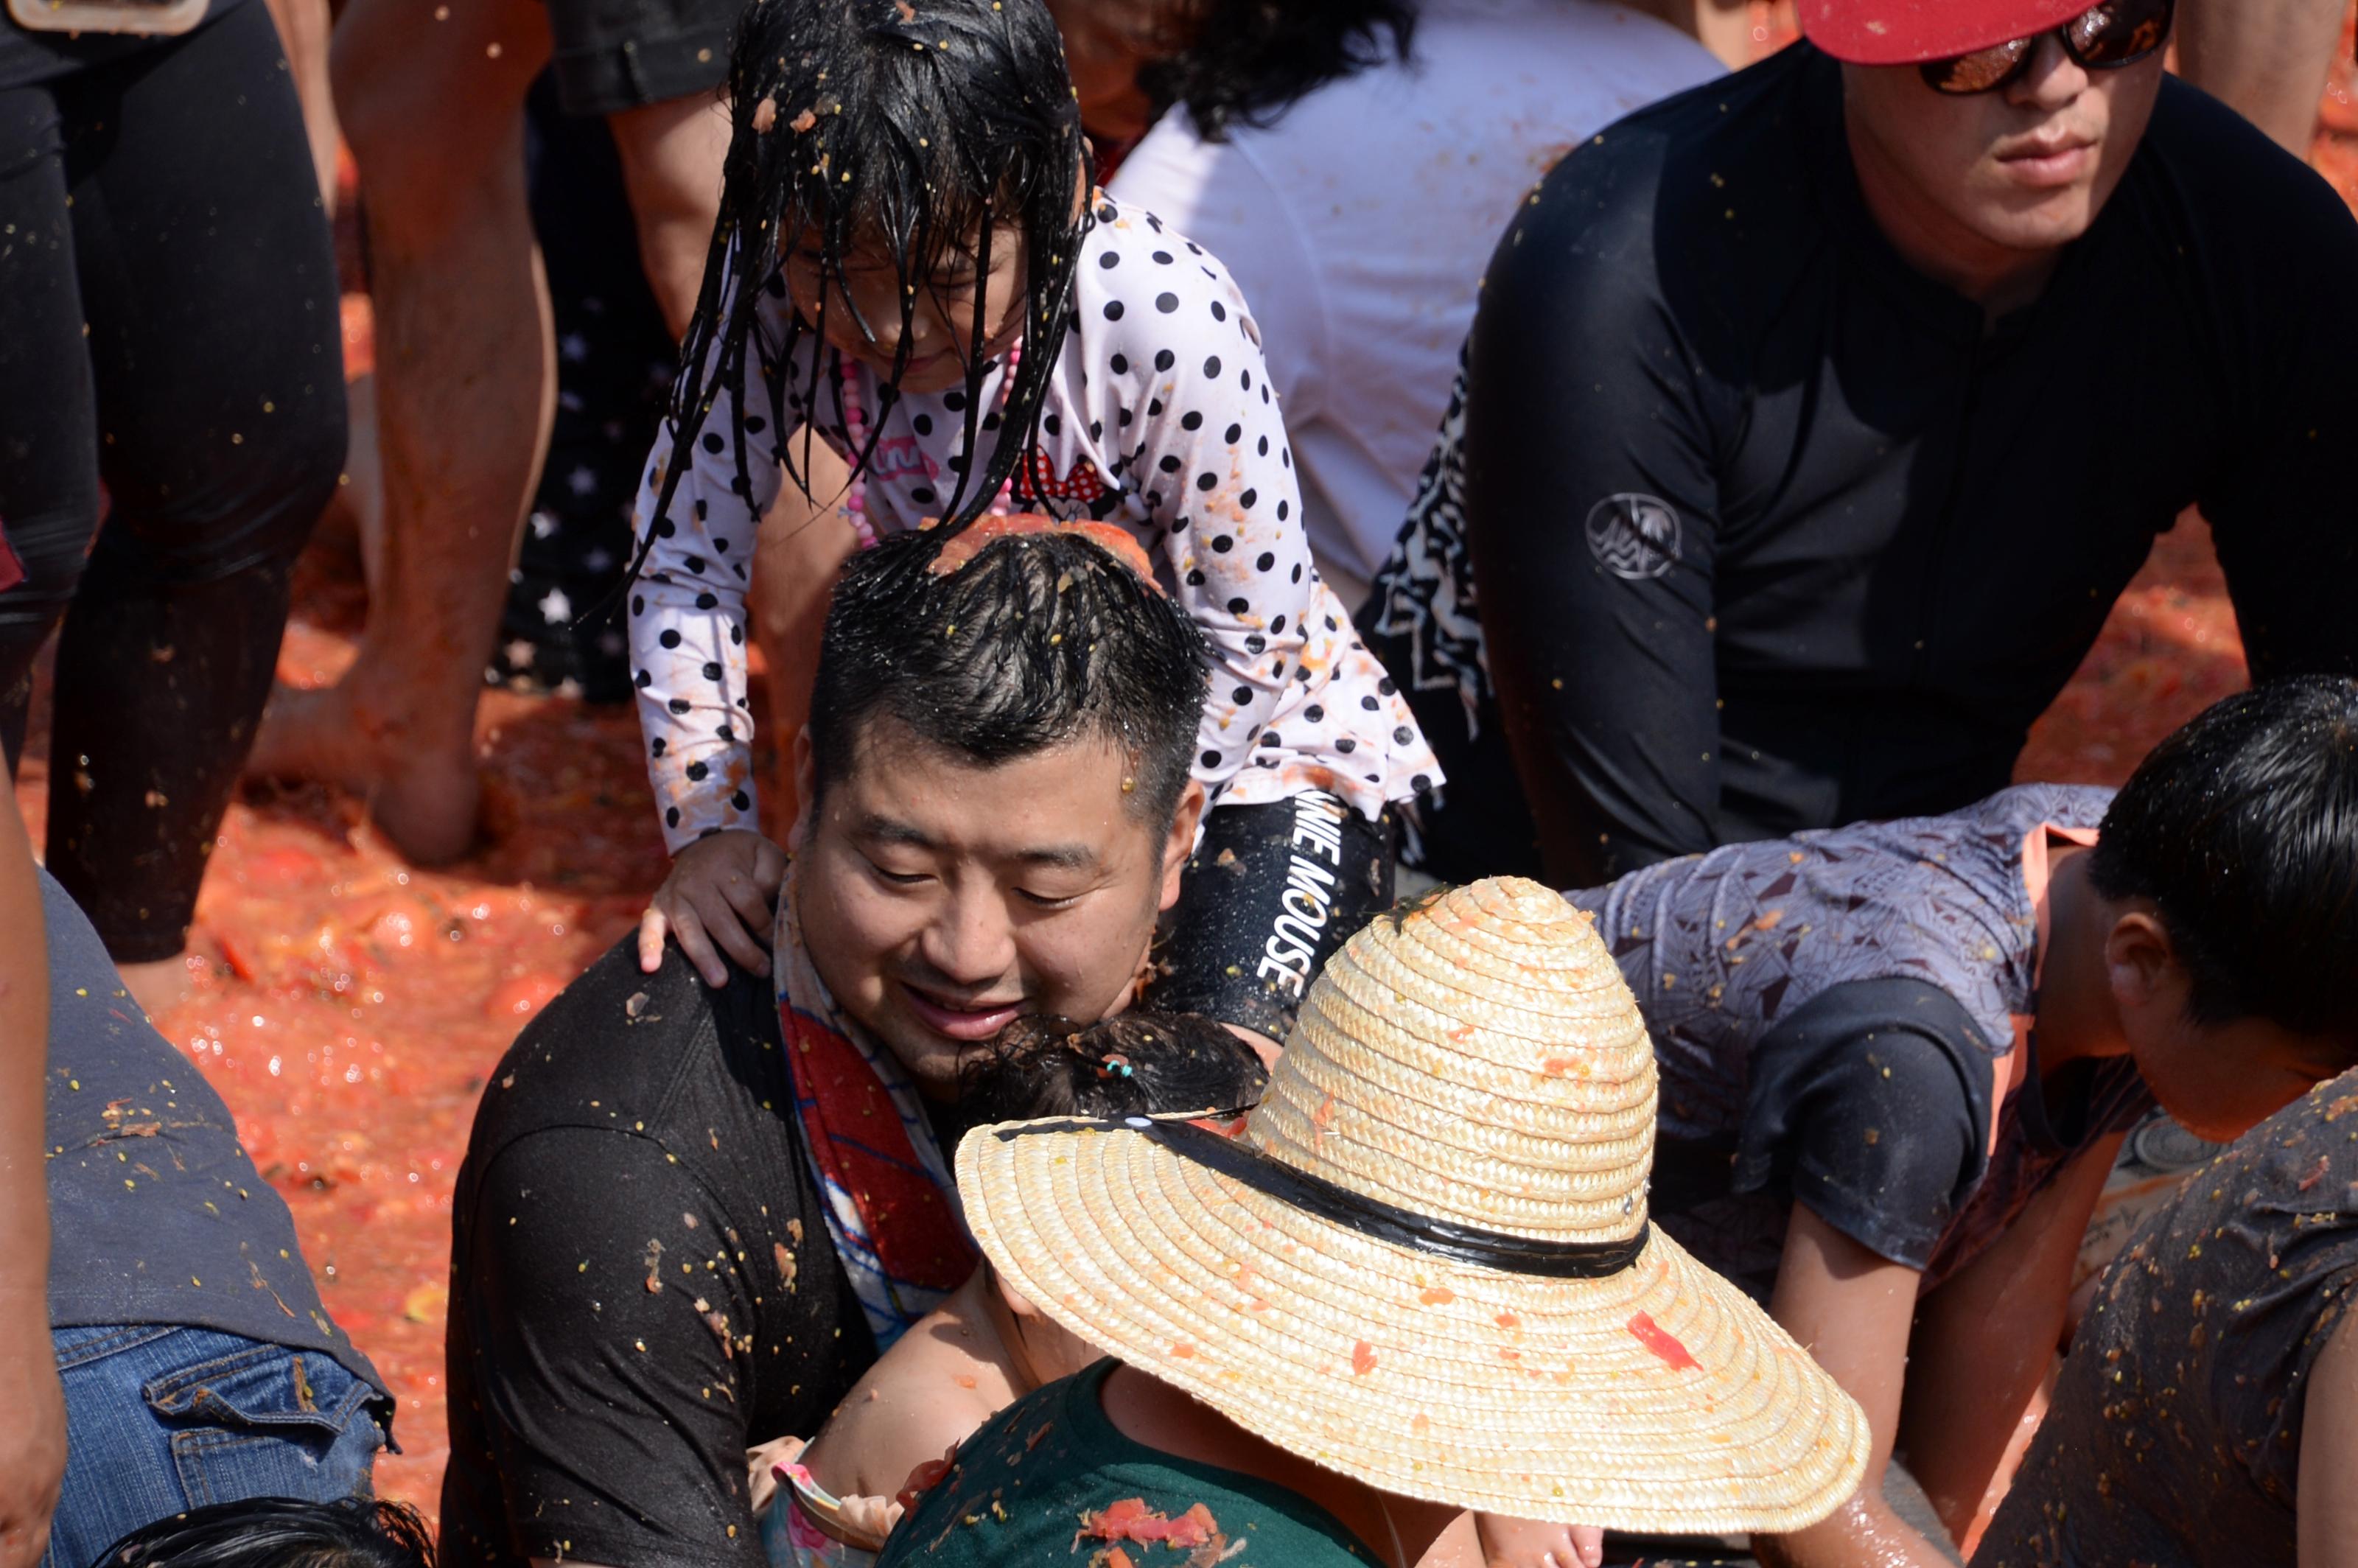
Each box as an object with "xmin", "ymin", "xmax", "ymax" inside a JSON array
[{"xmin": 1570, "ymin": 676, "xmax": 2358, "ymax": 1568}]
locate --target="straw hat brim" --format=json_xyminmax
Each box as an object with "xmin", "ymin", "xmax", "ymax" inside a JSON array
[{"xmin": 958, "ymin": 1119, "xmax": 1872, "ymax": 1536}]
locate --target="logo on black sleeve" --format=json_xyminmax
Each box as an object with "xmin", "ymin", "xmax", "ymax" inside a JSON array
[{"xmin": 1584, "ymin": 494, "xmax": 1682, "ymax": 581}]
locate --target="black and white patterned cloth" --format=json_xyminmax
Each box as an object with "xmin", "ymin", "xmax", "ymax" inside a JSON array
[
  {"xmin": 1361, "ymin": 345, "xmax": 1488, "ymax": 744},
  {"xmin": 629, "ymin": 193, "xmax": 1441, "ymax": 852}
]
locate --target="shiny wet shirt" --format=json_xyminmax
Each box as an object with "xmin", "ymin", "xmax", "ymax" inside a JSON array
[
  {"xmin": 1567, "ymin": 785, "xmax": 2149, "ymax": 1297},
  {"xmin": 1976, "ymin": 1070, "xmax": 2358, "ymax": 1568}
]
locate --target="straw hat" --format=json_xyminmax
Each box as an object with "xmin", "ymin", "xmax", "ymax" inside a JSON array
[{"xmin": 957, "ymin": 877, "xmax": 1871, "ymax": 1533}]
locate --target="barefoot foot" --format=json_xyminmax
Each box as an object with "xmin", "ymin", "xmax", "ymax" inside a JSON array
[
  {"xmin": 248, "ymin": 679, "xmax": 482, "ymax": 865},
  {"xmin": 363, "ymin": 741, "xmax": 482, "ymax": 867}
]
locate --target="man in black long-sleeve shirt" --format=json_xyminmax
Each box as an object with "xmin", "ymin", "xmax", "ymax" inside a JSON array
[
  {"xmin": 440, "ymin": 528, "xmax": 1222, "ymax": 1568},
  {"xmin": 1362, "ymin": 0, "xmax": 2358, "ymax": 887}
]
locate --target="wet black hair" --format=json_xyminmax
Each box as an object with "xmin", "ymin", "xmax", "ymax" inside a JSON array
[
  {"xmin": 647, "ymin": 0, "xmax": 1089, "ymax": 556},
  {"xmin": 99, "ymin": 1499, "xmax": 435, "ymax": 1568},
  {"xmin": 809, "ymin": 528, "xmax": 1208, "ymax": 826},
  {"xmin": 1138, "ymin": 0, "xmax": 1416, "ymax": 141},
  {"xmin": 947, "ymin": 1010, "xmax": 1267, "ymax": 1141},
  {"xmin": 2090, "ymin": 675, "xmax": 2358, "ymax": 1042}
]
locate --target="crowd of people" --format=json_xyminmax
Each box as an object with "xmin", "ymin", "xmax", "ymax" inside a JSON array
[{"xmin": 5, "ymin": 0, "xmax": 2358, "ymax": 1566}]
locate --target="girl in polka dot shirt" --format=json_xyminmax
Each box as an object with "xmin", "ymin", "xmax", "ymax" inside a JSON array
[{"xmin": 626, "ymin": 0, "xmax": 1438, "ymax": 1038}]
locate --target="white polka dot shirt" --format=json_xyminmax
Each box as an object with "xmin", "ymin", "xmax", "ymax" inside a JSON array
[{"xmin": 628, "ymin": 194, "xmax": 1441, "ymax": 853}]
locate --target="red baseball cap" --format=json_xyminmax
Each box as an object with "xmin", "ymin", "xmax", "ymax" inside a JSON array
[{"xmin": 1799, "ymin": 0, "xmax": 2095, "ymax": 64}]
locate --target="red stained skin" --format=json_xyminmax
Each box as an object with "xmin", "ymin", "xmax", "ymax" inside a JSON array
[
  {"xmin": 925, "ymin": 511, "xmax": 1159, "ymax": 586},
  {"xmin": 1626, "ymin": 1312, "xmax": 1700, "ymax": 1372}
]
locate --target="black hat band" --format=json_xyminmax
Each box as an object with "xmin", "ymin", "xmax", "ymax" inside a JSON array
[{"xmin": 993, "ymin": 1116, "xmax": 1651, "ymax": 1281}]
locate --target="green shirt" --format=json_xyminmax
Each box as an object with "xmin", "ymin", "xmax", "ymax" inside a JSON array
[{"xmin": 877, "ymin": 1360, "xmax": 1383, "ymax": 1567}]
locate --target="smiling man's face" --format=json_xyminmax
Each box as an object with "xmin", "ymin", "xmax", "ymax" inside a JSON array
[
  {"xmin": 1842, "ymin": 32, "xmax": 2163, "ymax": 285},
  {"xmin": 794, "ymin": 717, "xmax": 1200, "ymax": 1100}
]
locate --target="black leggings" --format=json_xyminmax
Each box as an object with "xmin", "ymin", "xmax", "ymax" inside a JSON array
[
  {"xmin": 0, "ymin": 1, "xmax": 343, "ymax": 962},
  {"xmin": 1145, "ymin": 791, "xmax": 1396, "ymax": 1042},
  {"xmin": 486, "ymin": 71, "xmax": 676, "ymax": 704}
]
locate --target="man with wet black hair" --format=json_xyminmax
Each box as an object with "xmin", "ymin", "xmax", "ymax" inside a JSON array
[{"xmin": 441, "ymin": 525, "xmax": 1217, "ymax": 1568}]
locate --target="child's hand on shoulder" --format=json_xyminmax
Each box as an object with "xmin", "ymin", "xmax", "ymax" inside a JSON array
[
  {"xmin": 1474, "ymin": 1513, "xmax": 1603, "ymax": 1568},
  {"xmin": 639, "ymin": 828, "xmax": 788, "ymax": 986}
]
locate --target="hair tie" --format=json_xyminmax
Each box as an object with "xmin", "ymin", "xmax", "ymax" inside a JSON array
[{"xmin": 1096, "ymin": 1052, "xmax": 1135, "ymax": 1080}]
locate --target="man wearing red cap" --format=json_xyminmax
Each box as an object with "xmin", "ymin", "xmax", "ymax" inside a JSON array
[
  {"xmin": 1365, "ymin": 0, "xmax": 2358, "ymax": 889},
  {"xmin": 1357, "ymin": 1, "xmax": 2358, "ymax": 1562}
]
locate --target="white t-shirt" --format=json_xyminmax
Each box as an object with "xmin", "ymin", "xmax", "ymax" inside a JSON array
[
  {"xmin": 628, "ymin": 195, "xmax": 1441, "ymax": 853},
  {"xmin": 1108, "ymin": 0, "xmax": 1721, "ymax": 602}
]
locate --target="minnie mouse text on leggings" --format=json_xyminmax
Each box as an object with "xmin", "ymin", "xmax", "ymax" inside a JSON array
[{"xmin": 1256, "ymin": 791, "xmax": 1348, "ymax": 1000}]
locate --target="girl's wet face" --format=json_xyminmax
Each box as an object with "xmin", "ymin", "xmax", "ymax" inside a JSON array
[{"xmin": 785, "ymin": 228, "xmax": 1029, "ymax": 396}]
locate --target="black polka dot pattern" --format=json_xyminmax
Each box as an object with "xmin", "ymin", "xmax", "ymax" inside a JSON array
[{"xmin": 626, "ymin": 192, "xmax": 1441, "ymax": 853}]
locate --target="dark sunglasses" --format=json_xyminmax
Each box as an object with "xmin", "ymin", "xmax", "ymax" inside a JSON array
[{"xmin": 1919, "ymin": 0, "xmax": 2175, "ymax": 94}]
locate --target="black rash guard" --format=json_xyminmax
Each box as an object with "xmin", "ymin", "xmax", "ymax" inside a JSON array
[
  {"xmin": 440, "ymin": 939, "xmax": 877, "ymax": 1568},
  {"xmin": 1363, "ymin": 42, "xmax": 2358, "ymax": 886}
]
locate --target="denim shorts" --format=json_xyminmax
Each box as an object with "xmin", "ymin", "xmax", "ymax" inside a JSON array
[{"xmin": 46, "ymin": 1324, "xmax": 388, "ymax": 1568}]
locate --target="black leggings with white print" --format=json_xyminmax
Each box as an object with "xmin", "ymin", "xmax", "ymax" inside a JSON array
[{"xmin": 1145, "ymin": 791, "xmax": 1395, "ymax": 1042}]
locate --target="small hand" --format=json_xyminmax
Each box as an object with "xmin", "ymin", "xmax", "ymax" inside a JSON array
[
  {"xmin": 1473, "ymin": 1513, "xmax": 1603, "ymax": 1568},
  {"xmin": 638, "ymin": 829, "xmax": 788, "ymax": 986}
]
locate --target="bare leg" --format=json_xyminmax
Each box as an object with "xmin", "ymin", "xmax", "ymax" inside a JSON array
[
  {"xmin": 748, "ymin": 444, "xmax": 858, "ymax": 836},
  {"xmin": 2177, "ymin": 0, "xmax": 2345, "ymax": 155},
  {"xmin": 247, "ymin": 0, "xmax": 555, "ymax": 863},
  {"xmin": 346, "ymin": 371, "xmax": 385, "ymax": 587},
  {"xmin": 606, "ymin": 92, "xmax": 734, "ymax": 338}
]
